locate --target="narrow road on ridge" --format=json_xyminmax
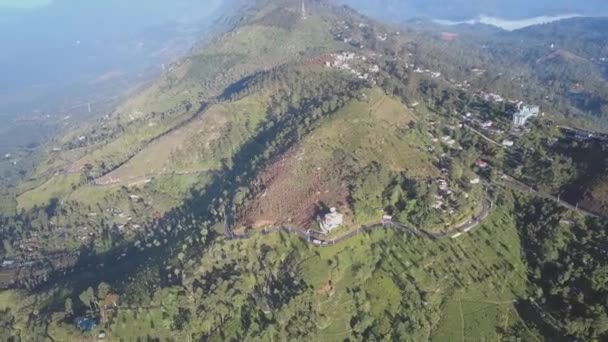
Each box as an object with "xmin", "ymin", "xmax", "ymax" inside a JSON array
[{"xmin": 224, "ymin": 198, "xmax": 493, "ymax": 247}]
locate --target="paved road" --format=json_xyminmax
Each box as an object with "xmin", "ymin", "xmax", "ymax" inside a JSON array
[
  {"xmin": 463, "ymin": 123, "xmax": 505, "ymax": 149},
  {"xmin": 557, "ymin": 125, "xmax": 608, "ymax": 142},
  {"xmin": 227, "ymin": 166, "xmax": 608, "ymax": 248},
  {"xmin": 500, "ymin": 174, "xmax": 602, "ymax": 219},
  {"xmin": 225, "ymin": 198, "xmax": 493, "ymax": 247},
  {"xmin": 464, "ymin": 123, "xmax": 605, "ymax": 219}
]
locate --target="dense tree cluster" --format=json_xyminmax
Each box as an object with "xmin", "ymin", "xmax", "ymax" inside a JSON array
[{"xmin": 515, "ymin": 198, "xmax": 608, "ymax": 340}]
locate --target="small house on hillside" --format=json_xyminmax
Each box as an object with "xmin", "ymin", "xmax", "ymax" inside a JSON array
[
  {"xmin": 475, "ymin": 160, "xmax": 489, "ymax": 169},
  {"xmin": 320, "ymin": 208, "xmax": 344, "ymax": 233},
  {"xmin": 1, "ymin": 260, "xmax": 15, "ymax": 268}
]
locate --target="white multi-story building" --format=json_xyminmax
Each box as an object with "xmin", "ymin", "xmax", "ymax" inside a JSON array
[
  {"xmin": 513, "ymin": 103, "xmax": 540, "ymax": 127},
  {"xmin": 320, "ymin": 208, "xmax": 344, "ymax": 233}
]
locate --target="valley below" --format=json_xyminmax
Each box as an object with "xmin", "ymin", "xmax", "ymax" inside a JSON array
[{"xmin": 1, "ymin": 1, "xmax": 608, "ymax": 341}]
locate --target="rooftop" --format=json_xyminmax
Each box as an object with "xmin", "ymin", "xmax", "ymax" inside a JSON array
[{"xmin": 320, "ymin": 207, "xmax": 344, "ymax": 233}]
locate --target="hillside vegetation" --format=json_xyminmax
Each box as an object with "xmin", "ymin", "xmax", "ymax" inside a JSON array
[
  {"xmin": 16, "ymin": 6, "xmax": 344, "ymax": 209},
  {"xmin": 2, "ymin": 1, "xmax": 608, "ymax": 341},
  {"xmin": 238, "ymin": 87, "xmax": 437, "ymax": 229}
]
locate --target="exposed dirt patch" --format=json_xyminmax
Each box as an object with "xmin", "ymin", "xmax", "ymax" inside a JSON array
[
  {"xmin": 237, "ymin": 147, "xmax": 352, "ymax": 230},
  {"xmin": 317, "ymin": 279, "xmax": 335, "ymax": 296}
]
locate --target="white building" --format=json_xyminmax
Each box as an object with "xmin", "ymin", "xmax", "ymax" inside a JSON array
[
  {"xmin": 513, "ymin": 103, "xmax": 540, "ymax": 127},
  {"xmin": 502, "ymin": 139, "xmax": 515, "ymax": 147},
  {"xmin": 480, "ymin": 121, "xmax": 493, "ymax": 129},
  {"xmin": 320, "ymin": 208, "xmax": 344, "ymax": 233}
]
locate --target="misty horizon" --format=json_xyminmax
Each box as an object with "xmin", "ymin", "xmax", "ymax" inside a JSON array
[{"xmin": 1, "ymin": 0, "xmax": 607, "ymax": 115}]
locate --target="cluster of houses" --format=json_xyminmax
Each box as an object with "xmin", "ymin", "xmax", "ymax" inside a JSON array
[
  {"xmin": 104, "ymin": 207, "xmax": 147, "ymax": 234},
  {"xmin": 332, "ymin": 16, "xmax": 397, "ymax": 48},
  {"xmin": 480, "ymin": 92, "xmax": 505, "ymax": 103},
  {"xmin": 453, "ymin": 79, "xmax": 472, "ymax": 90},
  {"xmin": 322, "ymin": 51, "xmax": 385, "ymax": 84},
  {"xmin": 429, "ymin": 156, "xmax": 483, "ymax": 215},
  {"xmin": 431, "ymin": 177, "xmax": 468, "ymax": 215},
  {"xmin": 426, "ymin": 122, "xmax": 468, "ymax": 153},
  {"xmin": 462, "ymin": 96, "xmax": 541, "ymax": 149},
  {"xmin": 466, "ymin": 114, "xmax": 506, "ymax": 137},
  {"xmin": 65, "ymin": 206, "xmax": 142, "ymax": 244},
  {"xmin": 413, "ymin": 66, "xmax": 442, "ymax": 79},
  {"xmin": 477, "ymin": 92, "xmax": 541, "ymax": 129},
  {"xmin": 324, "ymin": 52, "xmax": 372, "ymax": 81}
]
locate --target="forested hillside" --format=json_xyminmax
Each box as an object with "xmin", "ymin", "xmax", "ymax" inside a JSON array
[
  {"xmin": 401, "ymin": 17, "xmax": 608, "ymax": 131},
  {"xmin": 1, "ymin": 1, "xmax": 608, "ymax": 341}
]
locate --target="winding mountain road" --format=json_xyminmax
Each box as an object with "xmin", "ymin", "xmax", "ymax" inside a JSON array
[
  {"xmin": 225, "ymin": 198, "xmax": 493, "ymax": 247},
  {"xmin": 499, "ymin": 174, "xmax": 602, "ymax": 218}
]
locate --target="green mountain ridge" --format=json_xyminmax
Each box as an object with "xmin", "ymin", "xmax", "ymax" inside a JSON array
[{"xmin": 1, "ymin": 1, "xmax": 608, "ymax": 341}]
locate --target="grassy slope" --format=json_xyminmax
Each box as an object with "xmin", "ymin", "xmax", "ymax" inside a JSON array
[
  {"xmin": 14, "ymin": 17, "xmax": 342, "ymax": 191},
  {"xmin": 15, "ymin": 15, "xmax": 343, "ymax": 211},
  {"xmin": 95, "ymin": 94, "xmax": 269, "ymax": 186},
  {"xmin": 17, "ymin": 174, "xmax": 82, "ymax": 209},
  {"xmin": 240, "ymin": 87, "xmax": 440, "ymax": 229}
]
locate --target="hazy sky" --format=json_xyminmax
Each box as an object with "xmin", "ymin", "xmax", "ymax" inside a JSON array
[
  {"xmin": 0, "ymin": 0, "xmax": 52, "ymax": 10},
  {"xmin": 0, "ymin": 0, "xmax": 223, "ymax": 87},
  {"xmin": 1, "ymin": 0, "xmax": 606, "ymax": 114},
  {"xmin": 0, "ymin": 0, "xmax": 225, "ymax": 113}
]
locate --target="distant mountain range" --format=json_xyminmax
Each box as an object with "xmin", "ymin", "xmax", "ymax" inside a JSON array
[
  {"xmin": 341, "ymin": 0, "xmax": 608, "ymax": 22},
  {"xmin": 2, "ymin": 1, "xmax": 608, "ymax": 341}
]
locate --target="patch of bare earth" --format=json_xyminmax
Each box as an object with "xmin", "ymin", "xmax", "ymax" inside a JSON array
[
  {"xmin": 317, "ymin": 279, "xmax": 335, "ymax": 296},
  {"xmin": 237, "ymin": 147, "xmax": 351, "ymax": 230}
]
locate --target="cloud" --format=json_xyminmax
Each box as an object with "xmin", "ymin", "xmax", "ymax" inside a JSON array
[{"xmin": 0, "ymin": 0, "xmax": 53, "ymax": 10}]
